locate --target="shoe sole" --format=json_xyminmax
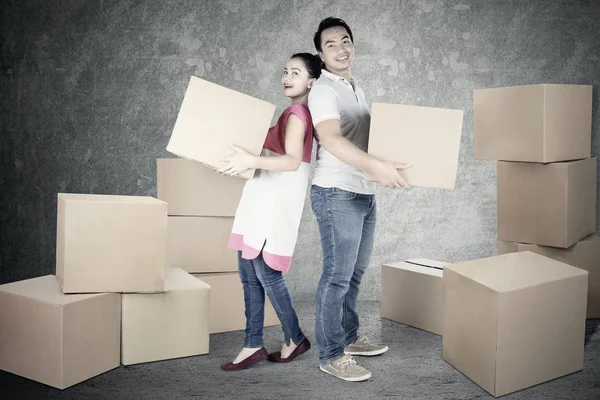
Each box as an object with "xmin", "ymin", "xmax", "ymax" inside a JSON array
[
  {"xmin": 344, "ymin": 346, "xmax": 389, "ymax": 357},
  {"xmin": 319, "ymin": 366, "xmax": 372, "ymax": 382}
]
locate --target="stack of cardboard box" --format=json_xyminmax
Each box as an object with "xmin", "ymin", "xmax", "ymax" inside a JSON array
[
  {"xmin": 473, "ymin": 83, "xmax": 598, "ymax": 319},
  {"xmin": 382, "ymin": 85, "xmax": 596, "ymax": 397},
  {"xmin": 374, "ymin": 102, "xmax": 465, "ymax": 335},
  {"xmin": 157, "ymin": 158, "xmax": 279, "ymax": 333},
  {"xmin": 0, "ymin": 76, "xmax": 285, "ymax": 389},
  {"xmin": 161, "ymin": 76, "xmax": 284, "ymax": 334},
  {"xmin": 0, "ymin": 193, "xmax": 211, "ymax": 388},
  {"xmin": 436, "ymin": 83, "xmax": 595, "ymax": 397}
]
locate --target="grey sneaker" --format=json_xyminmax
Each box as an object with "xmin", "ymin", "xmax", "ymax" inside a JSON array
[
  {"xmin": 319, "ymin": 355, "xmax": 372, "ymax": 382},
  {"xmin": 344, "ymin": 335, "xmax": 389, "ymax": 356}
]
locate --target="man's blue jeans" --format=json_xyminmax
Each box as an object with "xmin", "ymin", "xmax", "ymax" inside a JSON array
[
  {"xmin": 238, "ymin": 251, "xmax": 305, "ymax": 348},
  {"xmin": 310, "ymin": 185, "xmax": 376, "ymax": 365}
]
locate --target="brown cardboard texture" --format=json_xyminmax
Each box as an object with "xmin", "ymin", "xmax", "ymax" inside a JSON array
[
  {"xmin": 121, "ymin": 268, "xmax": 210, "ymax": 365},
  {"xmin": 157, "ymin": 158, "xmax": 245, "ymax": 217},
  {"xmin": 498, "ymin": 235, "xmax": 600, "ymax": 319},
  {"xmin": 382, "ymin": 259, "xmax": 446, "ymax": 335},
  {"xmin": 193, "ymin": 272, "xmax": 278, "ymax": 334},
  {"xmin": 496, "ymin": 240, "xmax": 518, "ymax": 255},
  {"xmin": 497, "ymin": 158, "xmax": 596, "ymax": 248},
  {"xmin": 366, "ymin": 103, "xmax": 463, "ymax": 189},
  {"xmin": 56, "ymin": 193, "xmax": 167, "ymax": 293},
  {"xmin": 167, "ymin": 216, "xmax": 237, "ymax": 273},
  {"xmin": 443, "ymin": 252, "xmax": 587, "ymax": 397},
  {"xmin": 166, "ymin": 76, "xmax": 275, "ymax": 179},
  {"xmin": 474, "ymin": 84, "xmax": 592, "ymax": 162},
  {"xmin": 0, "ymin": 276, "xmax": 120, "ymax": 390}
]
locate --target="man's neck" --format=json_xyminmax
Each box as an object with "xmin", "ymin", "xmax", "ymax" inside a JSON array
[{"xmin": 326, "ymin": 68, "xmax": 351, "ymax": 82}]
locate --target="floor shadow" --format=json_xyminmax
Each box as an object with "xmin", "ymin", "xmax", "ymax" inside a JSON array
[{"xmin": 585, "ymin": 318, "xmax": 599, "ymax": 346}]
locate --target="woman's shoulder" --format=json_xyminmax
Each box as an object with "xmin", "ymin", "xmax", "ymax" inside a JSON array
[
  {"xmin": 284, "ymin": 103, "xmax": 309, "ymax": 114},
  {"xmin": 283, "ymin": 104, "xmax": 312, "ymax": 124}
]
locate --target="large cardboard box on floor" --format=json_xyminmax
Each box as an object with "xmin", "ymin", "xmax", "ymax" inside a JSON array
[
  {"xmin": 498, "ymin": 235, "xmax": 600, "ymax": 319},
  {"xmin": 443, "ymin": 252, "xmax": 588, "ymax": 397},
  {"xmin": 382, "ymin": 259, "xmax": 446, "ymax": 335},
  {"xmin": 157, "ymin": 158, "xmax": 245, "ymax": 217},
  {"xmin": 193, "ymin": 272, "xmax": 279, "ymax": 334},
  {"xmin": 366, "ymin": 103, "xmax": 464, "ymax": 189},
  {"xmin": 497, "ymin": 158, "xmax": 596, "ymax": 248},
  {"xmin": 121, "ymin": 268, "xmax": 210, "ymax": 365},
  {"xmin": 0, "ymin": 276, "xmax": 120, "ymax": 390},
  {"xmin": 474, "ymin": 84, "xmax": 592, "ymax": 162},
  {"xmin": 167, "ymin": 216, "xmax": 237, "ymax": 273},
  {"xmin": 166, "ymin": 76, "xmax": 275, "ymax": 179},
  {"xmin": 56, "ymin": 193, "xmax": 167, "ymax": 293}
]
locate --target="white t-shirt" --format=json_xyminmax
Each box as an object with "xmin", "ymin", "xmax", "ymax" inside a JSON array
[{"xmin": 308, "ymin": 69, "xmax": 376, "ymax": 195}]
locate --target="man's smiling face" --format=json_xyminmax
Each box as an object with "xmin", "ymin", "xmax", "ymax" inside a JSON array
[{"xmin": 319, "ymin": 26, "xmax": 355, "ymax": 74}]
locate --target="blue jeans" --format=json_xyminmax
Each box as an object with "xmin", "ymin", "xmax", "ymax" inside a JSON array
[
  {"xmin": 310, "ymin": 185, "xmax": 376, "ymax": 365},
  {"xmin": 238, "ymin": 251, "xmax": 305, "ymax": 348}
]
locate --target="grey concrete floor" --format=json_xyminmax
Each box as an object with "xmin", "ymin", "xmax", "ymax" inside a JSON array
[{"xmin": 1, "ymin": 301, "xmax": 599, "ymax": 400}]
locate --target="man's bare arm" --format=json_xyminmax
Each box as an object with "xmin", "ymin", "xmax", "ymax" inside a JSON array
[{"xmin": 315, "ymin": 119, "xmax": 410, "ymax": 188}]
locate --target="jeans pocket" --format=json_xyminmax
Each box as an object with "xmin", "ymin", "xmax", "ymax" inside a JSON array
[
  {"xmin": 327, "ymin": 188, "xmax": 357, "ymax": 201},
  {"xmin": 310, "ymin": 198, "xmax": 322, "ymax": 224}
]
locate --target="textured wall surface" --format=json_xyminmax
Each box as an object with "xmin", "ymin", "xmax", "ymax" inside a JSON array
[{"xmin": 1, "ymin": 0, "xmax": 599, "ymax": 300}]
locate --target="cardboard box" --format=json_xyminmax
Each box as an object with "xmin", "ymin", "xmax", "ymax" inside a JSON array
[
  {"xmin": 121, "ymin": 268, "xmax": 210, "ymax": 365},
  {"xmin": 497, "ymin": 158, "xmax": 596, "ymax": 248},
  {"xmin": 167, "ymin": 216, "xmax": 237, "ymax": 273},
  {"xmin": 56, "ymin": 193, "xmax": 167, "ymax": 293},
  {"xmin": 474, "ymin": 84, "xmax": 592, "ymax": 162},
  {"xmin": 498, "ymin": 235, "xmax": 600, "ymax": 318},
  {"xmin": 443, "ymin": 252, "xmax": 587, "ymax": 397},
  {"xmin": 382, "ymin": 259, "xmax": 446, "ymax": 335},
  {"xmin": 157, "ymin": 158, "xmax": 245, "ymax": 217},
  {"xmin": 496, "ymin": 240, "xmax": 518, "ymax": 255},
  {"xmin": 366, "ymin": 103, "xmax": 464, "ymax": 189},
  {"xmin": 166, "ymin": 76, "xmax": 275, "ymax": 179},
  {"xmin": 193, "ymin": 272, "xmax": 279, "ymax": 334},
  {"xmin": 0, "ymin": 276, "xmax": 120, "ymax": 389}
]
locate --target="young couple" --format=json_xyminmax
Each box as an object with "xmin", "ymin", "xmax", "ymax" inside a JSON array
[{"xmin": 218, "ymin": 17, "xmax": 409, "ymax": 382}]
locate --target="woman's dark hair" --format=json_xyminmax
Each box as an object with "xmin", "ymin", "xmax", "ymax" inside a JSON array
[
  {"xmin": 313, "ymin": 17, "xmax": 354, "ymax": 52},
  {"xmin": 290, "ymin": 52, "xmax": 322, "ymax": 79}
]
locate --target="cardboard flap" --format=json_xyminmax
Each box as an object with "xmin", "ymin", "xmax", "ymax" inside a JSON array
[
  {"xmin": 406, "ymin": 258, "xmax": 447, "ymax": 269},
  {"xmin": 384, "ymin": 259, "xmax": 446, "ymax": 277},
  {"xmin": 0, "ymin": 276, "xmax": 105, "ymax": 305},
  {"xmin": 58, "ymin": 193, "xmax": 165, "ymax": 205},
  {"xmin": 446, "ymin": 252, "xmax": 588, "ymax": 293},
  {"xmin": 164, "ymin": 267, "xmax": 210, "ymax": 291}
]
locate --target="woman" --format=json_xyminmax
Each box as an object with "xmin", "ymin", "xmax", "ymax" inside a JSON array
[{"xmin": 218, "ymin": 53, "xmax": 322, "ymax": 371}]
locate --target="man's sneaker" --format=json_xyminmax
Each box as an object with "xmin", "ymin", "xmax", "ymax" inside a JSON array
[
  {"xmin": 319, "ymin": 355, "xmax": 372, "ymax": 382},
  {"xmin": 344, "ymin": 335, "xmax": 389, "ymax": 356}
]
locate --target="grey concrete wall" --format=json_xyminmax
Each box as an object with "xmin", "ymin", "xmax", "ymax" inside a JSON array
[{"xmin": 1, "ymin": 0, "xmax": 599, "ymax": 300}]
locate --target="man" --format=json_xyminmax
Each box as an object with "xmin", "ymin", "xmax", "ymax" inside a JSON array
[{"xmin": 308, "ymin": 17, "xmax": 409, "ymax": 382}]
